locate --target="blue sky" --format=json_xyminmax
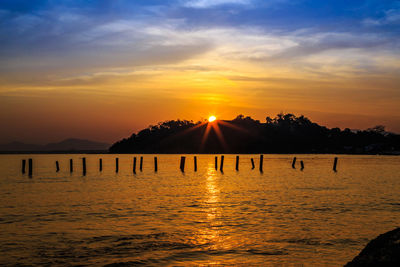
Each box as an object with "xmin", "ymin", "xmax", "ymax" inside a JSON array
[
  {"xmin": 0, "ymin": 0, "xmax": 399, "ymax": 143},
  {"xmin": 1, "ymin": 0, "xmax": 399, "ymax": 55},
  {"xmin": 1, "ymin": 0, "xmax": 399, "ymax": 67}
]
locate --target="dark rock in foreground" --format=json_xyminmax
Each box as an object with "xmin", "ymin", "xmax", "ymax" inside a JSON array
[{"xmin": 345, "ymin": 227, "xmax": 400, "ymax": 267}]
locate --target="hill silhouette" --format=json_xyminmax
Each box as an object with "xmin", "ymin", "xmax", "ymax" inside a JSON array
[{"xmin": 109, "ymin": 113, "xmax": 400, "ymax": 154}]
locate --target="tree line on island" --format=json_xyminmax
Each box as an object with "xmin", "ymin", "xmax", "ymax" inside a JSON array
[{"xmin": 109, "ymin": 113, "xmax": 400, "ymax": 154}]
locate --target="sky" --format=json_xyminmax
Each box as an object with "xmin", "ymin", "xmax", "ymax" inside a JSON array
[{"xmin": 0, "ymin": 0, "xmax": 399, "ymax": 144}]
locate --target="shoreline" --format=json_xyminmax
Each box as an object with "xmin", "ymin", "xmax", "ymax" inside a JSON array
[{"xmin": 0, "ymin": 151, "xmax": 399, "ymax": 155}]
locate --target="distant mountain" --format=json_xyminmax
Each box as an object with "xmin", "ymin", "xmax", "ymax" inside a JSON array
[
  {"xmin": 43, "ymin": 138, "xmax": 110, "ymax": 151},
  {"xmin": 0, "ymin": 138, "xmax": 110, "ymax": 152}
]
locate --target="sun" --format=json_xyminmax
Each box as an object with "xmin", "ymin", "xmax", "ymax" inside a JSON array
[{"xmin": 208, "ymin": 115, "xmax": 217, "ymax": 122}]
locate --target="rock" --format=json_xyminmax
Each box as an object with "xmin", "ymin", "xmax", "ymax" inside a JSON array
[{"xmin": 345, "ymin": 227, "xmax": 400, "ymax": 267}]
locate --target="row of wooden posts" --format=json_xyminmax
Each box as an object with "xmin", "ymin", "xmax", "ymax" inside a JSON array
[
  {"xmin": 21, "ymin": 156, "xmax": 339, "ymax": 177},
  {"xmin": 290, "ymin": 157, "xmax": 338, "ymax": 171}
]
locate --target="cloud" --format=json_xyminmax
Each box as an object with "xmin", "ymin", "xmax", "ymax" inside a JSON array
[
  {"xmin": 0, "ymin": 10, "xmax": 216, "ymax": 75},
  {"xmin": 385, "ymin": 9, "xmax": 400, "ymax": 23},
  {"xmin": 363, "ymin": 8, "xmax": 400, "ymax": 26},
  {"xmin": 0, "ymin": 0, "xmax": 399, "ymax": 95},
  {"xmin": 262, "ymin": 32, "xmax": 393, "ymax": 61},
  {"xmin": 183, "ymin": 0, "xmax": 252, "ymax": 8}
]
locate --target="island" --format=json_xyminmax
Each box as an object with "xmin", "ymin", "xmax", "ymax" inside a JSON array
[{"xmin": 110, "ymin": 113, "xmax": 400, "ymax": 154}]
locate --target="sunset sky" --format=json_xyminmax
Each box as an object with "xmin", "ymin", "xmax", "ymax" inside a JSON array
[{"xmin": 0, "ymin": 0, "xmax": 399, "ymax": 144}]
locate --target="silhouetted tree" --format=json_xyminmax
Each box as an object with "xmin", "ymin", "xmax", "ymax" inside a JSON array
[{"xmin": 109, "ymin": 114, "xmax": 400, "ymax": 154}]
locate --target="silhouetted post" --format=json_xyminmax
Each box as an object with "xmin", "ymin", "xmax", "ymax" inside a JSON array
[
  {"xmin": 180, "ymin": 156, "xmax": 186, "ymax": 172},
  {"xmin": 133, "ymin": 157, "xmax": 137, "ymax": 174},
  {"xmin": 82, "ymin": 157, "xmax": 86, "ymax": 176},
  {"xmin": 140, "ymin": 157, "xmax": 143, "ymax": 172},
  {"xmin": 22, "ymin": 159, "xmax": 26, "ymax": 174},
  {"xmin": 70, "ymin": 159, "xmax": 73, "ymax": 173},
  {"xmin": 333, "ymin": 157, "xmax": 338, "ymax": 172},
  {"xmin": 154, "ymin": 157, "xmax": 158, "ymax": 172},
  {"xmin": 236, "ymin": 156, "xmax": 239, "ymax": 171},
  {"xmin": 28, "ymin": 158, "xmax": 33, "ymax": 177},
  {"xmin": 215, "ymin": 156, "xmax": 218, "ymax": 170},
  {"xmin": 194, "ymin": 156, "xmax": 197, "ymax": 172},
  {"xmin": 99, "ymin": 158, "xmax": 103, "ymax": 172},
  {"xmin": 300, "ymin": 160, "xmax": 304, "ymax": 171},
  {"xmin": 56, "ymin": 161, "xmax": 60, "ymax": 172},
  {"xmin": 259, "ymin": 154, "xmax": 263, "ymax": 172},
  {"xmin": 220, "ymin": 155, "xmax": 224, "ymax": 172},
  {"xmin": 251, "ymin": 158, "xmax": 255, "ymax": 169},
  {"xmin": 115, "ymin": 158, "xmax": 119, "ymax": 173},
  {"xmin": 292, "ymin": 157, "xmax": 297, "ymax": 169}
]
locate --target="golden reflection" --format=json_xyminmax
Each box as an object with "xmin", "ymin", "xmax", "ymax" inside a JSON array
[
  {"xmin": 206, "ymin": 164, "xmax": 220, "ymax": 221},
  {"xmin": 192, "ymin": 163, "xmax": 224, "ymax": 250}
]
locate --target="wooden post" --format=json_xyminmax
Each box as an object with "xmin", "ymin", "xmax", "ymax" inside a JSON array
[
  {"xmin": 236, "ymin": 155, "xmax": 239, "ymax": 171},
  {"xmin": 180, "ymin": 156, "xmax": 186, "ymax": 172},
  {"xmin": 333, "ymin": 157, "xmax": 338, "ymax": 172},
  {"xmin": 300, "ymin": 160, "xmax": 304, "ymax": 171},
  {"xmin": 133, "ymin": 157, "xmax": 137, "ymax": 174},
  {"xmin": 154, "ymin": 157, "xmax": 158, "ymax": 172},
  {"xmin": 259, "ymin": 154, "xmax": 263, "ymax": 172},
  {"xmin": 194, "ymin": 156, "xmax": 197, "ymax": 172},
  {"xmin": 22, "ymin": 159, "xmax": 26, "ymax": 174},
  {"xmin": 115, "ymin": 158, "xmax": 119, "ymax": 173},
  {"xmin": 251, "ymin": 158, "xmax": 255, "ymax": 169},
  {"xmin": 70, "ymin": 159, "xmax": 73, "ymax": 173},
  {"xmin": 82, "ymin": 157, "xmax": 86, "ymax": 176},
  {"xmin": 99, "ymin": 158, "xmax": 103, "ymax": 172},
  {"xmin": 292, "ymin": 157, "xmax": 296, "ymax": 168},
  {"xmin": 56, "ymin": 161, "xmax": 60, "ymax": 172},
  {"xmin": 28, "ymin": 158, "xmax": 33, "ymax": 177},
  {"xmin": 215, "ymin": 156, "xmax": 218, "ymax": 170},
  {"xmin": 220, "ymin": 155, "xmax": 224, "ymax": 172}
]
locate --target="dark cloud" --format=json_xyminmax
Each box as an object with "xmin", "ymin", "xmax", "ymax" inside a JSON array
[{"xmin": 262, "ymin": 33, "xmax": 397, "ymax": 62}]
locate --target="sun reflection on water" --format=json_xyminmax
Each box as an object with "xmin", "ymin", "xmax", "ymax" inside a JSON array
[
  {"xmin": 206, "ymin": 163, "xmax": 220, "ymax": 219},
  {"xmin": 192, "ymin": 163, "xmax": 225, "ymax": 251}
]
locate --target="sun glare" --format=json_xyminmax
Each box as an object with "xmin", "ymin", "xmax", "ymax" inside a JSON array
[{"xmin": 208, "ymin": 116, "xmax": 217, "ymax": 123}]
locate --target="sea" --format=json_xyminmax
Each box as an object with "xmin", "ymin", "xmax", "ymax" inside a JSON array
[{"xmin": 0, "ymin": 154, "xmax": 399, "ymax": 266}]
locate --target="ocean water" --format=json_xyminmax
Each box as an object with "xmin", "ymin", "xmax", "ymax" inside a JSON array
[{"xmin": 0, "ymin": 154, "xmax": 399, "ymax": 266}]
